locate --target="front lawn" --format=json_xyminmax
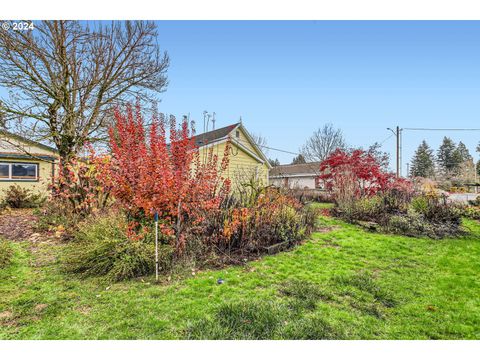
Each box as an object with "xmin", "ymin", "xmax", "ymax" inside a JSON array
[{"xmin": 1, "ymin": 211, "xmax": 479, "ymax": 339}]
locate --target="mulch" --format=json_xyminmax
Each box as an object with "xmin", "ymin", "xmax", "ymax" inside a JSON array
[
  {"xmin": 0, "ymin": 209, "xmax": 39, "ymax": 241},
  {"xmin": 0, "ymin": 208, "xmax": 61, "ymax": 246}
]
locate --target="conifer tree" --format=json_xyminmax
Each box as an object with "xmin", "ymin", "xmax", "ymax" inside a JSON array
[
  {"xmin": 291, "ymin": 154, "xmax": 306, "ymax": 164},
  {"xmin": 456, "ymin": 141, "xmax": 473, "ymax": 163},
  {"xmin": 437, "ymin": 137, "xmax": 462, "ymax": 177},
  {"xmin": 410, "ymin": 140, "xmax": 435, "ymax": 178}
]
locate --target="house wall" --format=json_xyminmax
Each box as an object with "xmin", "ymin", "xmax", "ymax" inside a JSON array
[
  {"xmin": 198, "ymin": 140, "xmax": 269, "ymax": 191},
  {"xmin": 0, "ymin": 136, "xmax": 57, "ymax": 199},
  {"xmin": 270, "ymin": 176, "xmax": 317, "ymax": 189},
  {"xmin": 0, "ymin": 157, "xmax": 55, "ymax": 198}
]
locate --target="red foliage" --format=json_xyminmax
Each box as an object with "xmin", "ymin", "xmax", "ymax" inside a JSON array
[
  {"xmin": 50, "ymin": 146, "xmax": 111, "ymax": 216},
  {"xmin": 220, "ymin": 188, "xmax": 304, "ymax": 249},
  {"xmin": 107, "ymin": 104, "xmax": 231, "ymax": 249},
  {"xmin": 319, "ymin": 208, "xmax": 331, "ymax": 217},
  {"xmin": 318, "ymin": 149, "xmax": 412, "ymax": 199}
]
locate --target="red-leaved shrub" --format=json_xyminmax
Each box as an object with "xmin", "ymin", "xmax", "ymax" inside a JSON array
[
  {"xmin": 107, "ymin": 104, "xmax": 231, "ymax": 252},
  {"xmin": 318, "ymin": 149, "xmax": 413, "ymax": 204}
]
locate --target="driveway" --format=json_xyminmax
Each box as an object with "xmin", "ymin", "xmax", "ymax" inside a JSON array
[{"xmin": 448, "ymin": 192, "xmax": 479, "ymax": 204}]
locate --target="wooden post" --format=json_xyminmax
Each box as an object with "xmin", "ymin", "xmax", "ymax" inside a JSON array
[{"xmin": 396, "ymin": 126, "xmax": 400, "ymax": 178}]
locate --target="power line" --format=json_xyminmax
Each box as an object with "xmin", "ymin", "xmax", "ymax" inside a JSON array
[
  {"xmin": 254, "ymin": 144, "xmax": 300, "ymax": 156},
  {"xmin": 236, "ymin": 137, "xmax": 300, "ymax": 155},
  {"xmin": 379, "ymin": 133, "xmax": 395, "ymax": 146},
  {"xmin": 403, "ymin": 128, "xmax": 480, "ymax": 131}
]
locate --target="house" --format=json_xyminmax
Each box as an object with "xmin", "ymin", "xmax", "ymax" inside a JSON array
[
  {"xmin": 194, "ymin": 123, "xmax": 271, "ymax": 188},
  {"xmin": 0, "ymin": 130, "xmax": 58, "ymax": 198},
  {"xmin": 269, "ymin": 162, "xmax": 323, "ymax": 189},
  {"xmin": 0, "ymin": 122, "xmax": 269, "ymax": 199}
]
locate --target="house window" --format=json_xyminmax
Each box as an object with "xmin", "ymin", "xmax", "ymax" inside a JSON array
[
  {"xmin": 236, "ymin": 130, "xmax": 240, "ymax": 138},
  {"xmin": 0, "ymin": 162, "xmax": 38, "ymax": 181},
  {"xmin": 0, "ymin": 164, "xmax": 9, "ymax": 178}
]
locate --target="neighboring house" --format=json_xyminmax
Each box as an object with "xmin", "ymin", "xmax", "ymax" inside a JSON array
[
  {"xmin": 194, "ymin": 123, "xmax": 271, "ymax": 188},
  {"xmin": 0, "ymin": 130, "xmax": 58, "ymax": 198},
  {"xmin": 269, "ymin": 162, "xmax": 323, "ymax": 190}
]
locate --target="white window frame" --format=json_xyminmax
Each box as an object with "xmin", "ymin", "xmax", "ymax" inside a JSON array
[{"xmin": 0, "ymin": 162, "xmax": 39, "ymax": 181}]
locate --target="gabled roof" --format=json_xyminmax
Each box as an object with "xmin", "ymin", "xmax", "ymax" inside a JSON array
[
  {"xmin": 193, "ymin": 123, "xmax": 240, "ymax": 147},
  {"xmin": 193, "ymin": 122, "xmax": 272, "ymax": 169},
  {"xmin": 0, "ymin": 129, "xmax": 58, "ymax": 154},
  {"xmin": 269, "ymin": 162, "xmax": 321, "ymax": 177}
]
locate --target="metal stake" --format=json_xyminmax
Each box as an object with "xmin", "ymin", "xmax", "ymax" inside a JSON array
[{"xmin": 154, "ymin": 212, "xmax": 159, "ymax": 282}]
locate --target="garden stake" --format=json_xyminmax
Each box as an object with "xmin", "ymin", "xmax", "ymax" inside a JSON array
[{"xmin": 154, "ymin": 212, "xmax": 159, "ymax": 282}]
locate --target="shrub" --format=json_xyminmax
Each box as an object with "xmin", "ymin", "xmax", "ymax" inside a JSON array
[
  {"xmin": 34, "ymin": 197, "xmax": 82, "ymax": 235},
  {"xmin": 50, "ymin": 153, "xmax": 111, "ymax": 218},
  {"xmin": 460, "ymin": 206, "xmax": 480, "ymax": 220},
  {"xmin": 62, "ymin": 212, "xmax": 173, "ymax": 281},
  {"xmin": 0, "ymin": 239, "xmax": 13, "ymax": 269},
  {"xmin": 106, "ymin": 105, "xmax": 231, "ymax": 254},
  {"xmin": 214, "ymin": 188, "xmax": 318, "ymax": 254},
  {"xmin": 329, "ymin": 168, "xmax": 463, "ymax": 238},
  {"xmin": 386, "ymin": 208, "xmax": 462, "ymax": 239},
  {"xmin": 288, "ymin": 189, "xmax": 333, "ymax": 205},
  {"xmin": 468, "ymin": 195, "xmax": 480, "ymax": 207},
  {"xmin": 1, "ymin": 185, "xmax": 45, "ymax": 209},
  {"xmin": 410, "ymin": 195, "xmax": 461, "ymax": 223},
  {"xmin": 319, "ymin": 149, "xmax": 413, "ymax": 201},
  {"xmin": 386, "ymin": 213, "xmax": 431, "ymax": 238},
  {"xmin": 334, "ymin": 195, "xmax": 384, "ymax": 223}
]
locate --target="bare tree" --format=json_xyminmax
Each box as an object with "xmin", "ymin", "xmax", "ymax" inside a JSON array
[
  {"xmin": 0, "ymin": 20, "xmax": 169, "ymax": 165},
  {"xmin": 366, "ymin": 142, "xmax": 390, "ymax": 172},
  {"xmin": 300, "ymin": 123, "xmax": 346, "ymax": 162},
  {"xmin": 250, "ymin": 132, "xmax": 269, "ymax": 156}
]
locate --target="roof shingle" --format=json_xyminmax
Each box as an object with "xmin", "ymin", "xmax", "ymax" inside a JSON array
[
  {"xmin": 192, "ymin": 123, "xmax": 240, "ymax": 147},
  {"xmin": 269, "ymin": 162, "xmax": 321, "ymax": 177}
]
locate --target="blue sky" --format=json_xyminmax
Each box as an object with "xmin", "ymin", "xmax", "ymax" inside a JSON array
[
  {"xmin": 154, "ymin": 21, "xmax": 480, "ymax": 172},
  {"xmin": 2, "ymin": 21, "xmax": 479, "ymax": 172}
]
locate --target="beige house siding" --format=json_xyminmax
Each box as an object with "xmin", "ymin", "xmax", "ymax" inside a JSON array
[
  {"xmin": 198, "ymin": 140, "xmax": 269, "ymax": 190},
  {"xmin": 0, "ymin": 133, "xmax": 58, "ymax": 199},
  {"xmin": 270, "ymin": 176, "xmax": 316, "ymax": 189},
  {"xmin": 196, "ymin": 124, "xmax": 270, "ymax": 191}
]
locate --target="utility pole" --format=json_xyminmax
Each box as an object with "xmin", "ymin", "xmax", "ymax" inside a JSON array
[{"xmin": 387, "ymin": 126, "xmax": 402, "ymax": 178}]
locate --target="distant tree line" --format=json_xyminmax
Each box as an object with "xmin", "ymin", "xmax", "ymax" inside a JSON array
[{"xmin": 410, "ymin": 137, "xmax": 479, "ymax": 182}]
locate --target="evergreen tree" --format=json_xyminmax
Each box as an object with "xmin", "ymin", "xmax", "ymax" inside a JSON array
[
  {"xmin": 437, "ymin": 137, "xmax": 462, "ymax": 177},
  {"xmin": 291, "ymin": 154, "xmax": 306, "ymax": 164},
  {"xmin": 477, "ymin": 142, "xmax": 480, "ymax": 178},
  {"xmin": 269, "ymin": 158, "xmax": 280, "ymax": 167},
  {"xmin": 455, "ymin": 142, "xmax": 476, "ymax": 182},
  {"xmin": 456, "ymin": 141, "xmax": 473, "ymax": 162},
  {"xmin": 410, "ymin": 140, "xmax": 435, "ymax": 178}
]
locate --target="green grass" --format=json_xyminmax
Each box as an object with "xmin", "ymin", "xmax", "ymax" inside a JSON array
[{"xmin": 1, "ymin": 210, "xmax": 480, "ymax": 339}]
